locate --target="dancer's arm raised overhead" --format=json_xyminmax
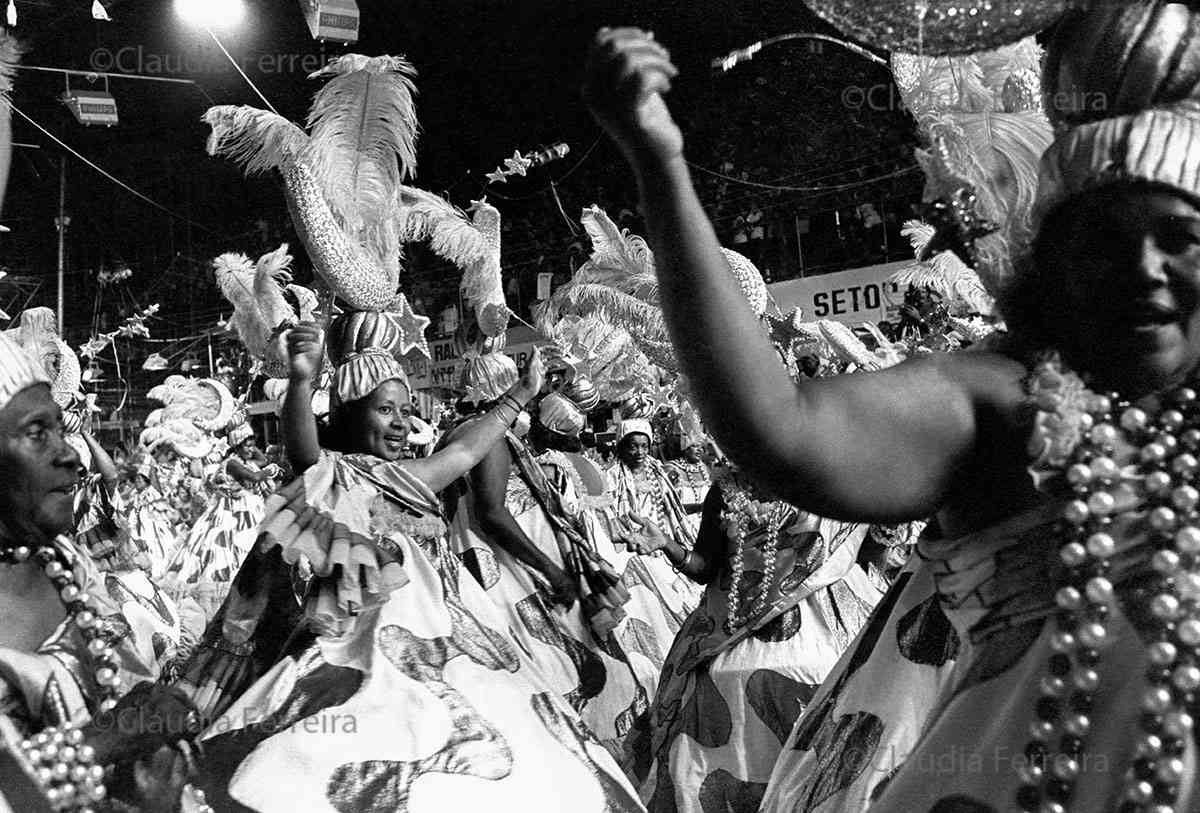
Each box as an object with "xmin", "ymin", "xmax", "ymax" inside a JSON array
[{"xmin": 584, "ymin": 28, "xmax": 1027, "ymax": 523}]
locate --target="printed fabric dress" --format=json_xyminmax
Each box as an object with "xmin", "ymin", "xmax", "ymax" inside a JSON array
[
  {"xmin": 124, "ymin": 482, "xmax": 177, "ymax": 579},
  {"xmin": 74, "ymin": 474, "xmax": 183, "ymax": 675},
  {"xmin": 546, "ymin": 451, "xmax": 688, "ymax": 741},
  {"xmin": 627, "ymin": 470, "xmax": 882, "ymax": 813},
  {"xmin": 445, "ymin": 433, "xmax": 654, "ymax": 763},
  {"xmin": 176, "ymin": 450, "xmax": 646, "ymax": 813},
  {"xmin": 163, "ymin": 458, "xmax": 269, "ymax": 607},
  {"xmin": 759, "ymin": 365, "xmax": 1200, "ymax": 813},
  {"xmin": 605, "ymin": 459, "xmax": 704, "ymax": 636}
]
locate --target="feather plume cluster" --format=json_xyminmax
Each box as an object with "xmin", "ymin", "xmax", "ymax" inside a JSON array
[
  {"xmin": 891, "ymin": 220, "xmax": 994, "ymax": 314},
  {"xmin": 215, "ymin": 244, "xmax": 310, "ymax": 375},
  {"xmin": 891, "ymin": 38, "xmax": 1052, "ymax": 301},
  {"xmin": 203, "ymin": 55, "xmax": 490, "ymax": 318}
]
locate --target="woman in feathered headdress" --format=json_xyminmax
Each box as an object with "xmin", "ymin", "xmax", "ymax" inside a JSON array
[
  {"xmin": 169, "ymin": 305, "xmax": 649, "ymax": 812},
  {"xmin": 588, "ymin": 4, "xmax": 1200, "ymax": 811},
  {"xmin": 155, "ymin": 375, "xmax": 277, "ymax": 612}
]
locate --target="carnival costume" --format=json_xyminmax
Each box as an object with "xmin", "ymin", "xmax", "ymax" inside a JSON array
[
  {"xmin": 761, "ymin": 5, "xmax": 1200, "ymax": 812},
  {"xmin": 631, "ymin": 466, "xmax": 880, "ymax": 813},
  {"xmin": 0, "ymin": 331, "xmax": 167, "ymax": 813},
  {"xmin": 445, "ymin": 369, "xmax": 654, "ymax": 763},
  {"xmin": 176, "ymin": 54, "xmax": 644, "ymax": 813}
]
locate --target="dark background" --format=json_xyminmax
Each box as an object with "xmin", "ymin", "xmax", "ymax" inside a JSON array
[{"xmin": 1, "ymin": 0, "xmax": 922, "ymax": 421}]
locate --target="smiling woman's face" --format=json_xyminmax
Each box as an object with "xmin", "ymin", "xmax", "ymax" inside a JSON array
[
  {"xmin": 348, "ymin": 380, "xmax": 413, "ymax": 461},
  {"xmin": 1036, "ymin": 185, "xmax": 1200, "ymax": 395},
  {"xmin": 0, "ymin": 384, "xmax": 81, "ymax": 539}
]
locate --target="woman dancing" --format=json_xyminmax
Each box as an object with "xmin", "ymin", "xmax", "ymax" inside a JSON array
[
  {"xmin": 584, "ymin": 13, "xmax": 1200, "ymax": 811},
  {"xmin": 176, "ymin": 315, "xmax": 644, "ymax": 813},
  {"xmin": 162, "ymin": 424, "xmax": 279, "ymax": 606},
  {"xmin": 620, "ymin": 463, "xmax": 880, "ymax": 811}
]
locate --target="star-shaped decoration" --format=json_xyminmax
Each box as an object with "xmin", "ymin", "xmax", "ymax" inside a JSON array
[
  {"xmin": 502, "ymin": 150, "xmax": 532, "ymax": 177},
  {"xmin": 919, "ymin": 186, "xmax": 998, "ymax": 270},
  {"xmin": 646, "ymin": 379, "xmax": 678, "ymax": 415},
  {"xmin": 384, "ymin": 294, "xmax": 432, "ymax": 359},
  {"xmin": 79, "ymin": 336, "xmax": 110, "ymax": 360},
  {"xmin": 118, "ymin": 315, "xmax": 149, "ymax": 339},
  {"xmin": 467, "ymin": 198, "xmax": 489, "ymax": 213},
  {"xmin": 485, "ymin": 170, "xmax": 508, "ymax": 185}
]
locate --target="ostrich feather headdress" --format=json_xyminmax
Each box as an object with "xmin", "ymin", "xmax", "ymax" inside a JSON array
[
  {"xmin": 203, "ymin": 55, "xmax": 493, "ymax": 360},
  {"xmin": 891, "ymin": 38, "xmax": 1053, "ymax": 305}
]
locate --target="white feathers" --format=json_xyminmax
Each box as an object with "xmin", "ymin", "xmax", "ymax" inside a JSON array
[
  {"xmin": 395, "ymin": 186, "xmax": 491, "ymax": 272},
  {"xmin": 892, "ymin": 219, "xmax": 995, "ymax": 314},
  {"xmin": 214, "ymin": 245, "xmax": 297, "ymax": 362},
  {"xmin": 203, "ymin": 106, "xmax": 309, "ymax": 176},
  {"xmin": 458, "ymin": 201, "xmax": 508, "ymax": 338},
  {"xmin": 304, "ymin": 55, "xmax": 418, "ymax": 270}
]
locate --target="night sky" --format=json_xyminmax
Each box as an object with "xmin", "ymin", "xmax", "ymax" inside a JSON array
[{"xmin": 2, "ymin": 0, "xmax": 901, "ymax": 343}]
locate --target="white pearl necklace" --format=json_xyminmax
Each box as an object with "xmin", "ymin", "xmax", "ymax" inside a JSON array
[{"xmin": 1019, "ymin": 370, "xmax": 1200, "ymax": 813}]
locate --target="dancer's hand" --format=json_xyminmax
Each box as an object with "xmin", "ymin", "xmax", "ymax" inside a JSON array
[
  {"xmin": 546, "ymin": 566, "xmax": 580, "ymax": 608},
  {"xmin": 84, "ymin": 682, "xmax": 203, "ymax": 765},
  {"xmin": 510, "ymin": 347, "xmax": 546, "ymax": 405},
  {"xmin": 584, "ymin": 27, "xmax": 682, "ymax": 166},
  {"xmin": 286, "ymin": 322, "xmax": 325, "ymax": 384},
  {"xmin": 620, "ymin": 514, "xmax": 671, "ymax": 555}
]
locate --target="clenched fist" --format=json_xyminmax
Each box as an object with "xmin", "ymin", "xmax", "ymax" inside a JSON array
[{"xmin": 583, "ymin": 27, "xmax": 683, "ymax": 167}]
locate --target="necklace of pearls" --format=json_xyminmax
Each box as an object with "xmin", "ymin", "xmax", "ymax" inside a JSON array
[
  {"xmin": 0, "ymin": 535, "xmax": 122, "ymax": 812},
  {"xmin": 722, "ymin": 479, "xmax": 789, "ymax": 635},
  {"xmin": 1016, "ymin": 382, "xmax": 1200, "ymax": 813}
]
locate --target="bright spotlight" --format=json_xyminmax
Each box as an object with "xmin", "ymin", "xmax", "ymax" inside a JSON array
[{"xmin": 174, "ymin": 0, "xmax": 245, "ymax": 29}]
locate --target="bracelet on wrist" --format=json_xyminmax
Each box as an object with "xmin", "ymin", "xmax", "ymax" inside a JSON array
[{"xmin": 13, "ymin": 724, "xmax": 108, "ymax": 812}]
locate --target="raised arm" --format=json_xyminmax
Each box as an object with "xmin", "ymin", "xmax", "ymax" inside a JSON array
[
  {"xmin": 583, "ymin": 28, "xmax": 1015, "ymax": 522},
  {"xmin": 467, "ymin": 438, "xmax": 578, "ymax": 607},
  {"xmin": 283, "ymin": 324, "xmax": 324, "ymax": 474},
  {"xmin": 81, "ymin": 432, "xmax": 119, "ymax": 489},
  {"xmin": 403, "ymin": 351, "xmax": 544, "ymax": 494}
]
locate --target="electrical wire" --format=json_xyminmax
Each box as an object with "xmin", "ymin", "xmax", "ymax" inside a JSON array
[
  {"xmin": 9, "ymin": 103, "xmax": 215, "ymax": 232},
  {"xmin": 685, "ymin": 160, "xmax": 919, "ymax": 193}
]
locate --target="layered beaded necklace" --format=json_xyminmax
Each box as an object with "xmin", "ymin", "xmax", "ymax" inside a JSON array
[
  {"xmin": 720, "ymin": 471, "xmax": 791, "ymax": 635},
  {"xmin": 1016, "ymin": 360, "xmax": 1200, "ymax": 813},
  {"xmin": 0, "ymin": 534, "xmax": 122, "ymax": 812}
]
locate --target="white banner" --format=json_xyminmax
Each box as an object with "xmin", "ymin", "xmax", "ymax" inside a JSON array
[
  {"xmin": 404, "ymin": 325, "xmax": 539, "ymax": 392},
  {"xmin": 768, "ymin": 260, "xmax": 910, "ymax": 326}
]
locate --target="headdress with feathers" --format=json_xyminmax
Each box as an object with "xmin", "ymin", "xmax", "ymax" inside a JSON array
[
  {"xmin": 536, "ymin": 206, "xmax": 769, "ymax": 376},
  {"xmin": 214, "ymin": 244, "xmax": 318, "ymax": 377},
  {"xmin": 203, "ymin": 55, "xmax": 492, "ymax": 357},
  {"xmin": 890, "ymin": 38, "xmax": 1054, "ymax": 308}
]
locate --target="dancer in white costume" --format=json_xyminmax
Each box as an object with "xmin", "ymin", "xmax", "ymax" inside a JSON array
[
  {"xmin": 176, "ymin": 316, "xmax": 644, "ymax": 813},
  {"xmin": 163, "ymin": 423, "xmax": 278, "ymax": 606},
  {"xmin": 620, "ymin": 462, "xmax": 881, "ymax": 812},
  {"xmin": 606, "ymin": 419, "xmax": 703, "ymax": 631},
  {"xmin": 446, "ymin": 377, "xmax": 654, "ymax": 763}
]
